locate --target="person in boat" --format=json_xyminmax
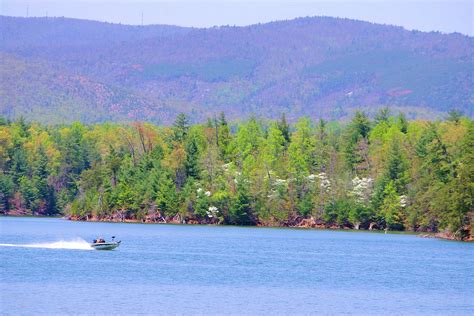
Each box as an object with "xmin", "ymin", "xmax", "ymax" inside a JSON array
[{"xmin": 93, "ymin": 238, "xmax": 105, "ymax": 243}]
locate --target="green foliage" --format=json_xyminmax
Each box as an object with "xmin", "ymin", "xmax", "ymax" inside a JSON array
[
  {"xmin": 230, "ymin": 181, "xmax": 254, "ymax": 225},
  {"xmin": 277, "ymin": 113, "xmax": 291, "ymax": 145},
  {"xmin": 217, "ymin": 112, "xmax": 231, "ymax": 160},
  {"xmin": 0, "ymin": 113, "xmax": 472, "ymax": 239},
  {"xmin": 185, "ymin": 133, "xmax": 201, "ymax": 179},
  {"xmin": 324, "ymin": 198, "xmax": 351, "ymax": 227},
  {"xmin": 345, "ymin": 111, "xmax": 371, "ymax": 173},
  {"xmin": 396, "ymin": 113, "xmax": 408, "ymax": 134},
  {"xmin": 288, "ymin": 117, "xmax": 315, "ymax": 175},
  {"xmin": 155, "ymin": 172, "xmax": 179, "ymax": 217},
  {"xmin": 380, "ymin": 181, "xmax": 405, "ymax": 230},
  {"xmin": 446, "ymin": 109, "xmax": 463, "ymax": 124},
  {"xmin": 349, "ymin": 204, "xmax": 373, "ymax": 230},
  {"xmin": 0, "ymin": 173, "xmax": 14, "ymax": 211},
  {"xmin": 173, "ymin": 113, "xmax": 189, "ymax": 143},
  {"xmin": 375, "ymin": 107, "xmax": 391, "ymax": 124},
  {"xmin": 10, "ymin": 145, "xmax": 28, "ymax": 183},
  {"xmin": 18, "ymin": 176, "xmax": 39, "ymax": 211}
]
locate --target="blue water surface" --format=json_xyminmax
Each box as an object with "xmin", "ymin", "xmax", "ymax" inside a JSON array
[{"xmin": 0, "ymin": 217, "xmax": 473, "ymax": 315}]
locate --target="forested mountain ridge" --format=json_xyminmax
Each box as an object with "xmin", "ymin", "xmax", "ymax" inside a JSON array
[
  {"xmin": 0, "ymin": 111, "xmax": 472, "ymax": 240},
  {"xmin": 0, "ymin": 16, "xmax": 472, "ymax": 124}
]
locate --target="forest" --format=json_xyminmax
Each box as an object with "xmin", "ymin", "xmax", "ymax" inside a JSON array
[
  {"xmin": 0, "ymin": 110, "xmax": 472, "ymax": 239},
  {"xmin": 2, "ymin": 16, "xmax": 473, "ymax": 125}
]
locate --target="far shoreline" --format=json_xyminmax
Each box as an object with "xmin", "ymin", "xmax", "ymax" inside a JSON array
[{"xmin": 2, "ymin": 213, "xmax": 471, "ymax": 242}]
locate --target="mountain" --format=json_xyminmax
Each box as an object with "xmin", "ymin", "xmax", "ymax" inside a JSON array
[{"xmin": 0, "ymin": 15, "xmax": 472, "ymax": 124}]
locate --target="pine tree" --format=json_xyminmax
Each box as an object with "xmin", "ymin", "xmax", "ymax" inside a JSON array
[
  {"xmin": 437, "ymin": 121, "xmax": 474, "ymax": 238},
  {"xmin": 419, "ymin": 123, "xmax": 452, "ymax": 183},
  {"xmin": 375, "ymin": 107, "xmax": 391, "ymax": 124},
  {"xmin": 314, "ymin": 119, "xmax": 330, "ymax": 172},
  {"xmin": 345, "ymin": 111, "xmax": 371, "ymax": 172},
  {"xmin": 385, "ymin": 138, "xmax": 408, "ymax": 193},
  {"xmin": 0, "ymin": 173, "xmax": 14, "ymax": 212},
  {"xmin": 18, "ymin": 176, "xmax": 39, "ymax": 212},
  {"xmin": 277, "ymin": 113, "xmax": 291, "ymax": 145},
  {"xmin": 447, "ymin": 109, "xmax": 463, "ymax": 125},
  {"xmin": 173, "ymin": 113, "xmax": 189, "ymax": 143},
  {"xmin": 185, "ymin": 134, "xmax": 200, "ymax": 179},
  {"xmin": 381, "ymin": 181, "xmax": 404, "ymax": 230},
  {"xmin": 10, "ymin": 145, "xmax": 28, "ymax": 183},
  {"xmin": 106, "ymin": 146, "xmax": 122, "ymax": 187},
  {"xmin": 288, "ymin": 117, "xmax": 314, "ymax": 175},
  {"xmin": 372, "ymin": 137, "xmax": 408, "ymax": 213},
  {"xmin": 230, "ymin": 181, "xmax": 253, "ymax": 225},
  {"xmin": 156, "ymin": 173, "xmax": 179, "ymax": 218},
  {"xmin": 217, "ymin": 112, "xmax": 231, "ymax": 160},
  {"xmin": 397, "ymin": 113, "xmax": 408, "ymax": 134},
  {"xmin": 262, "ymin": 123, "xmax": 286, "ymax": 174},
  {"xmin": 32, "ymin": 146, "xmax": 52, "ymax": 213},
  {"xmin": 33, "ymin": 146, "xmax": 50, "ymax": 199}
]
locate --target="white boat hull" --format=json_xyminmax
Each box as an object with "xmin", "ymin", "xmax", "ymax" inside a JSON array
[{"xmin": 91, "ymin": 241, "xmax": 121, "ymax": 250}]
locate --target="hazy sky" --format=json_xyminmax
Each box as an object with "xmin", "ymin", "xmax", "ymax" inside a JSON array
[{"xmin": 1, "ymin": 0, "xmax": 473, "ymax": 35}]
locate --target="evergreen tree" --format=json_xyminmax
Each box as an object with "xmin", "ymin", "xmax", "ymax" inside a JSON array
[
  {"xmin": 385, "ymin": 138, "xmax": 408, "ymax": 193},
  {"xmin": 447, "ymin": 109, "xmax": 463, "ymax": 124},
  {"xmin": 156, "ymin": 173, "xmax": 179, "ymax": 217},
  {"xmin": 230, "ymin": 181, "xmax": 253, "ymax": 225},
  {"xmin": 185, "ymin": 134, "xmax": 200, "ymax": 179},
  {"xmin": 106, "ymin": 146, "xmax": 122, "ymax": 187},
  {"xmin": 33, "ymin": 146, "xmax": 50, "ymax": 199},
  {"xmin": 437, "ymin": 121, "xmax": 473, "ymax": 238},
  {"xmin": 0, "ymin": 173, "xmax": 14, "ymax": 211},
  {"xmin": 194, "ymin": 189, "xmax": 210, "ymax": 220},
  {"xmin": 288, "ymin": 117, "xmax": 315, "ymax": 175},
  {"xmin": 375, "ymin": 107, "xmax": 391, "ymax": 124},
  {"xmin": 18, "ymin": 176, "xmax": 39, "ymax": 211},
  {"xmin": 277, "ymin": 113, "xmax": 291, "ymax": 145},
  {"xmin": 345, "ymin": 111, "xmax": 371, "ymax": 172},
  {"xmin": 422, "ymin": 124, "xmax": 452, "ymax": 183},
  {"xmin": 314, "ymin": 119, "xmax": 330, "ymax": 172},
  {"xmin": 262, "ymin": 123, "xmax": 286, "ymax": 174},
  {"xmin": 32, "ymin": 146, "xmax": 53, "ymax": 213},
  {"xmin": 218, "ymin": 112, "xmax": 228, "ymax": 126},
  {"xmin": 351, "ymin": 111, "xmax": 371, "ymax": 139},
  {"xmin": 60, "ymin": 122, "xmax": 90, "ymax": 196},
  {"xmin": 0, "ymin": 116, "xmax": 8, "ymax": 126},
  {"xmin": 173, "ymin": 113, "xmax": 190, "ymax": 143},
  {"xmin": 349, "ymin": 204, "xmax": 372, "ymax": 230},
  {"xmin": 10, "ymin": 145, "xmax": 28, "ymax": 183},
  {"xmin": 217, "ymin": 112, "xmax": 231, "ymax": 160},
  {"xmin": 397, "ymin": 113, "xmax": 408, "ymax": 134},
  {"xmin": 15, "ymin": 116, "xmax": 30, "ymax": 138},
  {"xmin": 381, "ymin": 181, "xmax": 404, "ymax": 230},
  {"xmin": 372, "ymin": 137, "xmax": 408, "ymax": 214}
]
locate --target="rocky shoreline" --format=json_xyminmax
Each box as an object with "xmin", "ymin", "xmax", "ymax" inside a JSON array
[
  {"xmin": 2, "ymin": 212, "xmax": 471, "ymax": 242},
  {"xmin": 63, "ymin": 214, "xmax": 473, "ymax": 242}
]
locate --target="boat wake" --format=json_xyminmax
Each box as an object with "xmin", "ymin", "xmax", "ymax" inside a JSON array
[{"xmin": 0, "ymin": 238, "xmax": 93, "ymax": 250}]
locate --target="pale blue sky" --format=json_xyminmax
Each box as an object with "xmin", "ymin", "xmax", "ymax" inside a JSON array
[{"xmin": 1, "ymin": 0, "xmax": 473, "ymax": 35}]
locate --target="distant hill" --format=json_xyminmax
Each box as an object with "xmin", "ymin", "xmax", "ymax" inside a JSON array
[{"xmin": 0, "ymin": 15, "xmax": 472, "ymax": 124}]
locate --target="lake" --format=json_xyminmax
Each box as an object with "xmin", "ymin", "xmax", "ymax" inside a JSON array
[{"xmin": 0, "ymin": 217, "xmax": 473, "ymax": 315}]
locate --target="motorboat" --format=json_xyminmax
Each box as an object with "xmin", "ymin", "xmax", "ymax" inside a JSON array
[{"xmin": 91, "ymin": 236, "xmax": 121, "ymax": 250}]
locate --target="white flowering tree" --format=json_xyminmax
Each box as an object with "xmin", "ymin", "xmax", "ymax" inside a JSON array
[{"xmin": 350, "ymin": 177, "xmax": 374, "ymax": 205}]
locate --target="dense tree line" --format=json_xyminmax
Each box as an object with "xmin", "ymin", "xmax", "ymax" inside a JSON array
[{"xmin": 0, "ymin": 110, "xmax": 472, "ymax": 239}]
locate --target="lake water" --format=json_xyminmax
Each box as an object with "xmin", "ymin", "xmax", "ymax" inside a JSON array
[{"xmin": 0, "ymin": 217, "xmax": 473, "ymax": 315}]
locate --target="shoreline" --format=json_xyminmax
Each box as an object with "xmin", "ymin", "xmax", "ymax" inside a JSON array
[{"xmin": 2, "ymin": 213, "xmax": 471, "ymax": 242}]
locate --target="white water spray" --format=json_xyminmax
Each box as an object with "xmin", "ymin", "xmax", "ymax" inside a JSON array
[{"xmin": 0, "ymin": 238, "xmax": 93, "ymax": 250}]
